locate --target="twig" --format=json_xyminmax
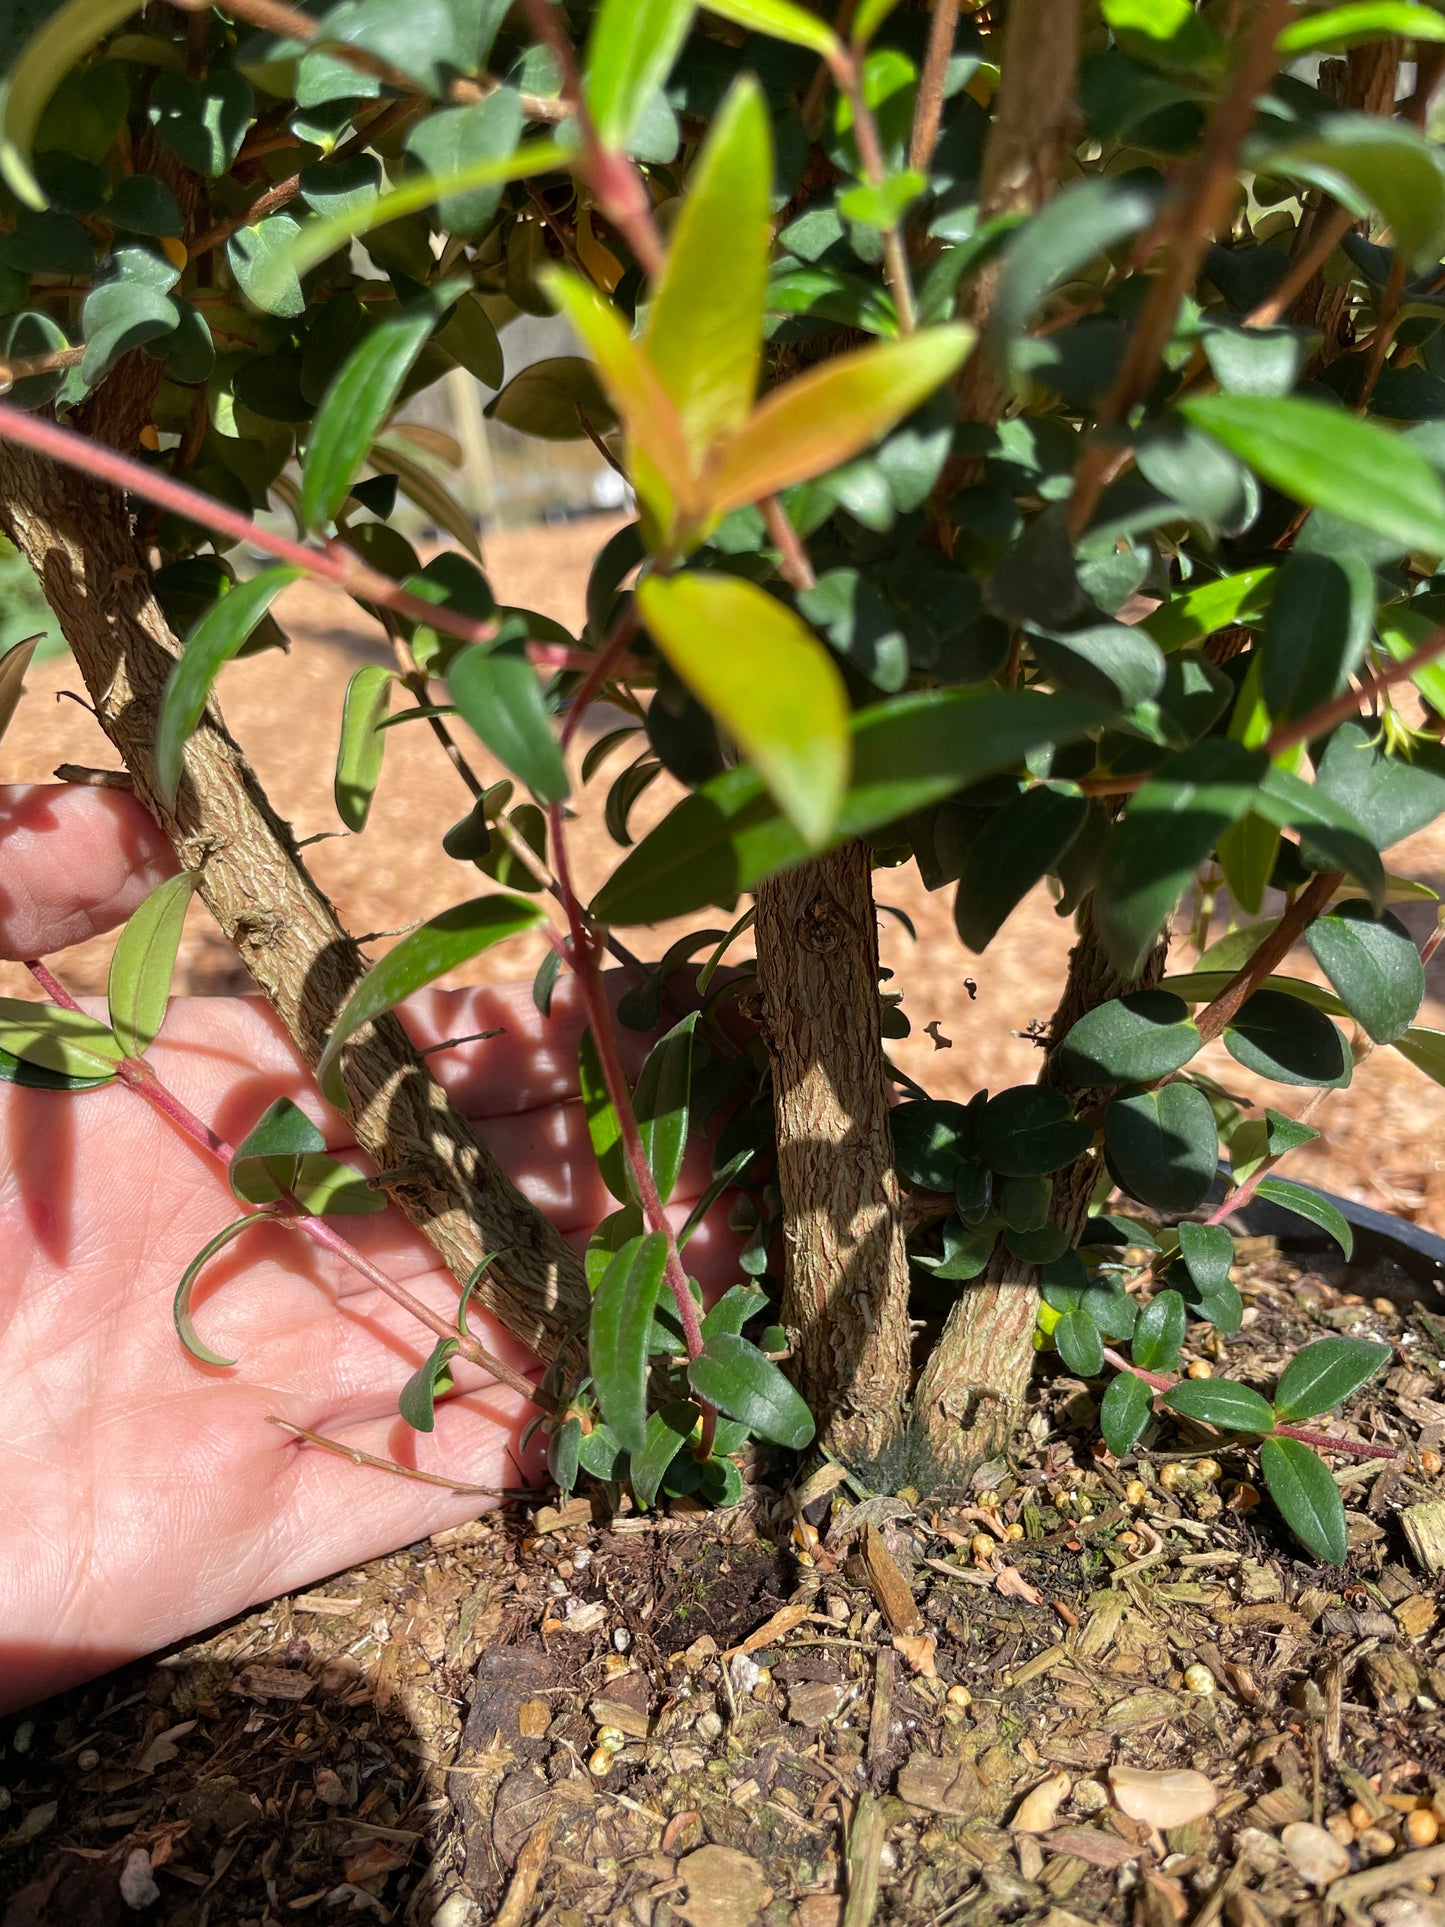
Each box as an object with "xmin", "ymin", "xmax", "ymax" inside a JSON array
[
  {"xmin": 1243, "ymin": 202, "xmax": 1354, "ymax": 328},
  {"xmin": 762, "ymin": 496, "xmax": 817, "ymax": 593},
  {"xmin": 843, "ymin": 70, "xmax": 918, "ymax": 333},
  {"xmin": 1068, "ymin": 0, "xmax": 1294, "ymax": 538},
  {"xmin": 1193, "ymin": 871, "xmax": 1340, "ymax": 1045},
  {"xmin": 266, "ymin": 1417, "xmax": 534, "ymax": 1494},
  {"xmin": 909, "ymin": 0, "xmax": 963, "ymax": 172}
]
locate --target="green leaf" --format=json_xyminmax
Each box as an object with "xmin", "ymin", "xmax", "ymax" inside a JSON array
[
  {"xmin": 1132, "ymin": 1289, "xmax": 1186, "ymax": 1372},
  {"xmin": 80, "ymin": 277, "xmax": 178, "ymax": 385},
  {"xmin": 318, "ymin": 895, "xmax": 547, "ymax": 1106},
  {"xmin": 634, "ymin": 1012, "xmax": 697, "ymax": 1206},
  {"xmin": 1163, "ymin": 1377, "xmax": 1274, "ymax": 1432},
  {"xmin": 687, "ymin": 1332, "xmax": 815, "ymax": 1449},
  {"xmin": 954, "ymin": 786, "xmax": 1087, "ymax": 953},
  {"xmin": 1058, "ymin": 991, "xmax": 1202, "ymax": 1089},
  {"xmin": 591, "ymin": 1231, "xmax": 669, "ymax": 1453},
  {"xmin": 173, "ymin": 1215, "xmax": 260, "ymax": 1367},
  {"xmin": 0, "ymin": 312, "xmax": 69, "ymax": 411},
  {"xmin": 707, "ymin": 326, "xmax": 974, "ymax": 517},
  {"xmin": 1259, "ymin": 1434, "xmax": 1348, "ymax": 1564},
  {"xmin": 0, "ymin": 998, "xmax": 124, "ymax": 1080},
  {"xmin": 1260, "ymin": 115, "xmax": 1445, "ymax": 271},
  {"xmin": 0, "ymin": 0, "xmax": 139, "ymax": 208},
  {"xmin": 334, "ymin": 665, "xmax": 396, "ymax": 833},
  {"xmin": 1316, "ymin": 719, "xmax": 1445, "ymax": 852},
  {"xmin": 403, "ymin": 88, "xmax": 525, "ymax": 235},
  {"xmin": 1100, "ymin": 1370, "xmax": 1153, "ymax": 1456},
  {"xmin": 1054, "ymin": 1307, "xmax": 1105, "ymax": 1377},
  {"xmin": 579, "ymin": 1028, "xmax": 630, "ymax": 1204},
  {"xmin": 593, "ymin": 687, "xmax": 1112, "ymax": 925},
  {"xmin": 158, "ymin": 567, "xmax": 304, "ymax": 801},
  {"xmin": 1104, "ymin": 1083, "xmax": 1219, "ymax": 1212},
  {"xmin": 1177, "ymin": 1219, "xmax": 1233, "ymax": 1294},
  {"xmin": 586, "ymin": 0, "xmax": 693, "ymax": 149},
  {"xmin": 228, "ymin": 1095, "xmax": 325, "ymax": 1204},
  {"xmin": 1217, "ymin": 813, "xmax": 1281, "ymax": 919},
  {"xmin": 1224, "ymin": 988, "xmax": 1352, "ymax": 1088},
  {"xmin": 974, "ymin": 1086, "xmax": 1091, "ymax": 1177},
  {"xmin": 631, "ymin": 1401, "xmax": 700, "ymax": 1509},
  {"xmin": 1252, "ymin": 1176, "xmax": 1354, "ymax": 1258},
  {"xmin": 1260, "ymin": 552, "xmax": 1373, "ymax": 725},
  {"xmin": 1305, "ymin": 900, "xmax": 1424, "ymax": 1045},
  {"xmin": 1178, "ymin": 395, "xmax": 1445, "ymax": 556},
  {"xmin": 265, "ymin": 137, "xmax": 571, "ymax": 295},
  {"xmin": 229, "ymin": 211, "xmax": 308, "ymax": 318},
  {"xmin": 700, "ymin": 1285, "xmax": 769, "ymax": 1341},
  {"xmin": 701, "ymin": 0, "xmax": 843, "ymax": 58},
  {"xmin": 398, "ymin": 1335, "xmax": 460, "ymax": 1432},
  {"xmin": 1094, "ymin": 740, "xmax": 1266, "ymax": 975},
  {"xmin": 435, "ymin": 290, "xmax": 504, "ymax": 389},
  {"xmin": 838, "ymin": 170, "xmax": 927, "ymax": 232},
  {"xmin": 1140, "ymin": 566, "xmax": 1275, "ymax": 651},
  {"xmin": 891, "ymin": 1098, "xmax": 978, "ymax": 1190},
  {"xmin": 1274, "ymin": 1336, "xmax": 1391, "ymax": 1423},
  {"xmin": 1392, "ymin": 1023, "xmax": 1445, "ymax": 1087},
  {"xmin": 992, "ymin": 175, "xmax": 1164, "ymax": 380},
  {"xmin": 548, "ymin": 1415, "xmax": 582, "ymax": 1494},
  {"xmin": 147, "ymin": 68, "xmax": 253, "ymax": 177},
  {"xmin": 486, "ymin": 354, "xmax": 619, "ymax": 442},
  {"xmin": 587, "ymin": 1201, "xmax": 646, "ymax": 1289},
  {"xmin": 647, "ymin": 76, "xmax": 769, "ymax": 467},
  {"xmin": 1278, "ymin": 2, "xmax": 1445, "ymax": 53},
  {"xmin": 0, "ymin": 634, "xmax": 39, "ymax": 746},
  {"xmin": 301, "ymin": 288, "xmax": 458, "ymax": 530},
  {"xmin": 0, "ymin": 1043, "xmax": 113, "ymax": 1092},
  {"xmin": 636, "ymin": 572, "xmax": 850, "ymax": 851},
  {"xmin": 106, "ymin": 870, "xmax": 198, "ymax": 1058},
  {"xmin": 575, "ymin": 1420, "xmax": 628, "ymax": 1482},
  {"xmin": 447, "ymin": 638, "xmax": 570, "ymax": 805},
  {"xmin": 1000, "ymin": 1173, "xmax": 1051, "ymax": 1233}
]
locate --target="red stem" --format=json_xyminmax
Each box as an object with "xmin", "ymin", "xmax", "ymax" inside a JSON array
[
  {"xmin": 545, "ymin": 804, "xmax": 704, "ymax": 1359},
  {"xmin": 23, "ymin": 963, "xmax": 546, "ymax": 1404},
  {"xmin": 560, "ymin": 601, "xmax": 640, "ymax": 751}
]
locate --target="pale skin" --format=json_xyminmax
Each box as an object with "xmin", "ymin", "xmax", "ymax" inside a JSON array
[{"xmin": 0, "ymin": 785, "xmax": 737, "ymax": 1714}]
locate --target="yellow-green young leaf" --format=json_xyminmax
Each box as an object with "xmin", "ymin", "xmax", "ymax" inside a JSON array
[
  {"xmin": 158, "ymin": 566, "xmax": 305, "ymax": 801},
  {"xmin": 636, "ymin": 573, "xmax": 850, "ymax": 849},
  {"xmin": 543, "ymin": 267, "xmax": 696, "ymax": 530},
  {"xmin": 107, "ymin": 870, "xmax": 199, "ymax": 1058},
  {"xmin": 317, "ymin": 895, "xmax": 547, "ymax": 1106},
  {"xmin": 1278, "ymin": 2, "xmax": 1445, "ymax": 56},
  {"xmin": 0, "ymin": 0, "xmax": 140, "ymax": 208},
  {"xmin": 853, "ymin": 0, "xmax": 905, "ymax": 45},
  {"xmin": 261, "ymin": 139, "xmax": 572, "ymax": 299},
  {"xmin": 334, "ymin": 665, "xmax": 395, "ymax": 832},
  {"xmin": 703, "ymin": 0, "xmax": 844, "ymax": 60},
  {"xmin": 645, "ymin": 77, "xmax": 771, "ymax": 466},
  {"xmin": 0, "ymin": 998, "xmax": 125, "ymax": 1080},
  {"xmin": 586, "ymin": 0, "xmax": 695, "ymax": 150},
  {"xmin": 0, "ymin": 635, "xmax": 40, "ymax": 747},
  {"xmin": 705, "ymin": 324, "xmax": 974, "ymax": 516}
]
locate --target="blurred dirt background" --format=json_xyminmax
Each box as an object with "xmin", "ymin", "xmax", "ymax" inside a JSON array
[{"xmin": 4, "ymin": 513, "xmax": 1445, "ymax": 1232}]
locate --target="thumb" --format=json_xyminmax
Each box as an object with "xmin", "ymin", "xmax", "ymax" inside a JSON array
[{"xmin": 0, "ymin": 785, "xmax": 178, "ymax": 962}]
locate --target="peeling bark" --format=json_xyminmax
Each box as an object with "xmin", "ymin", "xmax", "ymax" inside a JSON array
[
  {"xmin": 0, "ymin": 424, "xmax": 588, "ymax": 1362},
  {"xmin": 753, "ymin": 842, "xmax": 911, "ymax": 1462}
]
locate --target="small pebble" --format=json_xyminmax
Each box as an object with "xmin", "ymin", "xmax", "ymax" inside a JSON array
[
  {"xmin": 572, "ymin": 1547, "xmax": 593, "ymax": 1572},
  {"xmin": 118, "ymin": 1847, "xmax": 159, "ymax": 1910},
  {"xmin": 588, "ymin": 1747, "xmax": 614, "ymax": 1778},
  {"xmin": 612, "ymin": 1628, "xmax": 631, "ymax": 1653},
  {"xmin": 1072, "ymin": 1779, "xmax": 1109, "ymax": 1815},
  {"xmin": 1187, "ymin": 1360, "xmax": 1213, "ymax": 1379},
  {"xmin": 1183, "ymin": 1664, "xmax": 1216, "ymax": 1696},
  {"xmin": 1282, "ymin": 1821, "xmax": 1351, "ymax": 1888},
  {"xmin": 1407, "ymin": 1808, "xmax": 1440, "ymax": 1848},
  {"xmin": 1357, "ymin": 1828, "xmax": 1396, "ymax": 1859},
  {"xmin": 946, "ymin": 1685, "xmax": 972, "ymax": 1708},
  {"xmin": 696, "ymin": 1711, "xmax": 723, "ymax": 1742},
  {"xmin": 13, "ymin": 1722, "xmax": 33, "ymax": 1755}
]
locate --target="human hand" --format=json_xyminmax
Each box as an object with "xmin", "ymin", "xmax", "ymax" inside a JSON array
[{"xmin": 0, "ymin": 786, "xmax": 738, "ymax": 1713}]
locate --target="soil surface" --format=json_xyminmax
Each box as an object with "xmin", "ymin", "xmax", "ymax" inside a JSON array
[
  {"xmin": 6, "ymin": 521, "xmax": 1445, "ymax": 1925},
  {"xmin": 3, "ymin": 1249, "xmax": 1444, "ymax": 1925}
]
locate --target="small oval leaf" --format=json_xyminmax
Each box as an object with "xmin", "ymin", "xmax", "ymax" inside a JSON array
[
  {"xmin": 1259, "ymin": 1434, "xmax": 1348, "ymax": 1564},
  {"xmin": 1272, "ymin": 1336, "xmax": 1392, "ymax": 1423},
  {"xmin": 158, "ymin": 567, "xmax": 304, "ymax": 801},
  {"xmin": 687, "ymin": 1332, "xmax": 815, "ymax": 1449},
  {"xmin": 334, "ymin": 664, "xmax": 396, "ymax": 832},
  {"xmin": 591, "ymin": 1231, "xmax": 670, "ymax": 1454},
  {"xmin": 107, "ymin": 869, "xmax": 198, "ymax": 1058},
  {"xmin": 1163, "ymin": 1378, "xmax": 1276, "ymax": 1433}
]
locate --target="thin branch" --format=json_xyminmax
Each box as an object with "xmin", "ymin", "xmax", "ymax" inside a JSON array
[
  {"xmin": 909, "ymin": 0, "xmax": 963, "ymax": 173},
  {"xmin": 761, "ymin": 495, "xmax": 817, "ymax": 593},
  {"xmin": 24, "ymin": 960, "xmax": 549, "ymax": 1408},
  {"xmin": 1193, "ymin": 871, "xmax": 1341, "ymax": 1046},
  {"xmin": 560, "ymin": 601, "xmax": 640, "ymax": 751},
  {"xmin": 1068, "ymin": 0, "xmax": 1293, "ymax": 537},
  {"xmin": 843, "ymin": 71, "xmax": 918, "ymax": 333},
  {"xmin": 266, "ymin": 1417, "xmax": 535, "ymax": 1493},
  {"xmin": 1243, "ymin": 202, "xmax": 1354, "ymax": 329}
]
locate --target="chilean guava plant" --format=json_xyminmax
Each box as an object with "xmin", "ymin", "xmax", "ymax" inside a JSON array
[{"xmin": 1, "ymin": 0, "xmax": 1439, "ymax": 1566}]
